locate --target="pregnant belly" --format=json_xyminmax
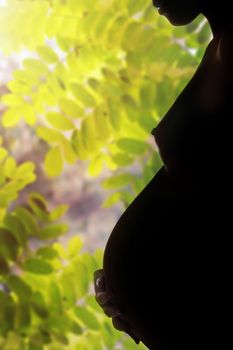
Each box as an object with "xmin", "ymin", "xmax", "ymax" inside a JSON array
[
  {"xmin": 103, "ymin": 167, "xmax": 180, "ymax": 313},
  {"xmin": 103, "ymin": 162, "xmax": 231, "ymax": 349},
  {"xmin": 102, "ymin": 168, "xmax": 204, "ymax": 349}
]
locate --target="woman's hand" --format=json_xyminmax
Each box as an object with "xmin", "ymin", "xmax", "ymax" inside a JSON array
[{"xmin": 93, "ymin": 269, "xmax": 140, "ymax": 344}]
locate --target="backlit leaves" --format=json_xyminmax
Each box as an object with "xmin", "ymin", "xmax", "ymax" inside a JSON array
[
  {"xmin": 45, "ymin": 146, "xmax": 63, "ymax": 177},
  {"xmin": 0, "ymin": 185, "xmax": 120, "ymax": 348},
  {"xmin": 0, "ymin": 148, "xmax": 36, "ymax": 219},
  {"xmin": 0, "ymin": 0, "xmax": 209, "ymax": 186},
  {"xmin": 0, "ymin": 1, "xmax": 210, "ymax": 348}
]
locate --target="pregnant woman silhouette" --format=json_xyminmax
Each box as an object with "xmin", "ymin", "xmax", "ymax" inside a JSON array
[{"xmin": 94, "ymin": 1, "xmax": 232, "ymax": 349}]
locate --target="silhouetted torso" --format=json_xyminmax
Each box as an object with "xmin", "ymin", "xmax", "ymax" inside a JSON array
[{"xmin": 103, "ymin": 29, "xmax": 232, "ymax": 350}]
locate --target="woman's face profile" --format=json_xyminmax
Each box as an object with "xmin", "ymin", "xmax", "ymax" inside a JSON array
[{"xmin": 152, "ymin": 0, "xmax": 202, "ymax": 26}]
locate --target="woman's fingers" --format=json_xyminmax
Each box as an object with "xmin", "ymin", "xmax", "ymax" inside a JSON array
[
  {"xmin": 112, "ymin": 315, "xmax": 129, "ymax": 331},
  {"xmin": 103, "ymin": 304, "xmax": 122, "ymax": 317},
  {"xmin": 95, "ymin": 293, "xmax": 121, "ymax": 317},
  {"xmin": 94, "ymin": 269, "xmax": 120, "ymax": 316},
  {"xmin": 95, "ymin": 291, "xmax": 114, "ymax": 305},
  {"xmin": 93, "ymin": 269, "xmax": 140, "ymax": 344},
  {"xmin": 93, "ymin": 269, "xmax": 105, "ymax": 293}
]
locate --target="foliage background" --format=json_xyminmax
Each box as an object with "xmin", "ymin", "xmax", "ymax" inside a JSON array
[{"xmin": 0, "ymin": 0, "xmax": 211, "ymax": 349}]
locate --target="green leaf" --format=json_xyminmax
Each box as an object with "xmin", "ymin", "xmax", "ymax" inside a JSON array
[
  {"xmin": 68, "ymin": 236, "xmax": 84, "ymax": 258},
  {"xmin": 31, "ymin": 291, "xmax": 49, "ymax": 318},
  {"xmin": 102, "ymin": 192, "xmax": 122, "ymax": 208},
  {"xmin": 49, "ymin": 204, "xmax": 69, "ymax": 221},
  {"xmin": 1, "ymin": 109, "xmax": 21, "ymax": 127},
  {"xmin": 106, "ymin": 15, "xmax": 127, "ymax": 47},
  {"xmin": 74, "ymin": 306, "xmax": 100, "ymax": 330},
  {"xmin": 29, "ymin": 192, "xmax": 48, "ymax": 211},
  {"xmin": 46, "ymin": 112, "xmax": 74, "ymax": 131},
  {"xmin": 24, "ymin": 258, "xmax": 54, "ymax": 275},
  {"xmin": 0, "ymin": 256, "xmax": 10, "ymax": 275},
  {"xmin": 28, "ymin": 332, "xmax": 45, "ymax": 350},
  {"xmin": 13, "ymin": 69, "xmax": 38, "ymax": 85},
  {"xmin": 0, "ymin": 173, "xmax": 5, "ymax": 187},
  {"xmin": 52, "ymin": 242, "xmax": 67, "ymax": 259},
  {"xmin": 72, "ymin": 260, "xmax": 89, "ymax": 298},
  {"xmin": 70, "ymin": 321, "xmax": 83, "ymax": 335},
  {"xmin": 102, "ymin": 173, "xmax": 135, "ymax": 189},
  {"xmin": 86, "ymin": 295, "xmax": 102, "ymax": 313},
  {"xmin": 71, "ymin": 129, "xmax": 88, "ymax": 160},
  {"xmin": 88, "ymin": 156, "xmax": 103, "ymax": 176},
  {"xmin": 28, "ymin": 194, "xmax": 50, "ymax": 223},
  {"xmin": 81, "ymin": 252, "xmax": 98, "ymax": 277},
  {"xmin": 1, "ymin": 332, "xmax": 23, "ymax": 350},
  {"xmin": 59, "ymin": 97, "xmax": 84, "ymax": 118},
  {"xmin": 117, "ymin": 138, "xmax": 148, "ymax": 155},
  {"xmin": 14, "ymin": 302, "xmax": 31, "ymax": 330},
  {"xmin": 0, "ymin": 228, "xmax": 19, "ymax": 260},
  {"xmin": 71, "ymin": 83, "xmax": 96, "ymax": 107},
  {"xmin": 40, "ymin": 223, "xmax": 68, "ymax": 239},
  {"xmin": 122, "ymin": 336, "xmax": 146, "ymax": 350},
  {"xmin": 132, "ymin": 177, "xmax": 145, "ymax": 194},
  {"xmin": 104, "ymin": 190, "xmax": 134, "ymax": 208},
  {"xmin": 4, "ymin": 157, "xmax": 17, "ymax": 179},
  {"xmin": 36, "ymin": 126, "xmax": 65, "ymax": 144},
  {"xmin": 3, "ymin": 213, "xmax": 27, "ymax": 246},
  {"xmin": 93, "ymin": 106, "xmax": 111, "ymax": 140},
  {"xmin": 2, "ymin": 295, "xmax": 15, "ymax": 332},
  {"xmin": 0, "ymin": 147, "xmax": 8, "ymax": 162},
  {"xmin": 80, "ymin": 117, "xmax": 96, "ymax": 152},
  {"xmin": 29, "ymin": 192, "xmax": 47, "ymax": 208},
  {"xmin": 52, "ymin": 332, "xmax": 69, "ymax": 345},
  {"xmin": 140, "ymin": 83, "xmax": 157, "ymax": 110},
  {"xmin": 37, "ymin": 45, "xmax": 59, "ymax": 63},
  {"xmin": 61, "ymin": 139, "xmax": 77, "ymax": 164},
  {"xmin": 36, "ymin": 246, "xmax": 59, "ymax": 260},
  {"xmin": 111, "ymin": 153, "xmax": 134, "ymax": 166},
  {"xmin": 107, "ymin": 98, "xmax": 122, "ymax": 130},
  {"xmin": 197, "ymin": 22, "xmax": 211, "ymax": 44},
  {"xmin": 23, "ymin": 58, "xmax": 48, "ymax": 75},
  {"xmin": 58, "ymin": 272, "xmax": 77, "ymax": 307},
  {"xmin": 127, "ymin": 0, "xmax": 148, "ymax": 15},
  {"xmin": 121, "ymin": 22, "xmax": 142, "ymax": 51},
  {"xmin": 56, "ymin": 35, "xmax": 76, "ymax": 52},
  {"xmin": 1, "ymin": 93, "xmax": 22, "ymax": 107},
  {"xmin": 101, "ymin": 320, "xmax": 118, "ymax": 348},
  {"xmin": 45, "ymin": 146, "xmax": 63, "ymax": 177},
  {"xmin": 82, "ymin": 332, "xmax": 103, "ymax": 350},
  {"xmin": 93, "ymin": 248, "xmax": 104, "ymax": 270},
  {"xmin": 7, "ymin": 275, "xmax": 32, "ymax": 301},
  {"xmin": 15, "ymin": 162, "xmax": 35, "ymax": 179},
  {"xmin": 122, "ymin": 94, "xmax": 140, "ymax": 121},
  {"xmin": 49, "ymin": 282, "xmax": 63, "ymax": 314},
  {"xmin": 14, "ymin": 207, "xmax": 39, "ymax": 236},
  {"xmin": 142, "ymin": 167, "xmax": 155, "ymax": 185}
]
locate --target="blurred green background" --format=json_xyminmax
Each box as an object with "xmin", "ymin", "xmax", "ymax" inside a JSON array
[{"xmin": 0, "ymin": 1, "xmax": 211, "ymax": 349}]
